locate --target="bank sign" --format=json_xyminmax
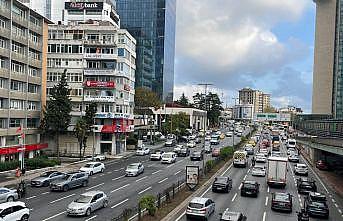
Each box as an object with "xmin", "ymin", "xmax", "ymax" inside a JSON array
[{"xmin": 65, "ymin": 2, "xmax": 103, "ymax": 10}]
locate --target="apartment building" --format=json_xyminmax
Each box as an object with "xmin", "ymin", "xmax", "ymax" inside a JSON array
[
  {"xmin": 238, "ymin": 87, "xmax": 271, "ymax": 113},
  {"xmin": 0, "ymin": 0, "xmax": 51, "ymax": 162}
]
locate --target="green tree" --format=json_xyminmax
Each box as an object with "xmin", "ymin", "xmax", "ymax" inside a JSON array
[
  {"xmin": 139, "ymin": 195, "xmax": 156, "ymax": 216},
  {"xmin": 193, "ymin": 92, "xmax": 223, "ymax": 126},
  {"xmin": 163, "ymin": 112, "xmax": 190, "ymax": 137},
  {"xmin": 176, "ymin": 93, "xmax": 190, "ymax": 107},
  {"xmin": 134, "ymin": 87, "xmax": 161, "ymax": 108},
  {"xmin": 264, "ymin": 106, "xmax": 278, "ymax": 113},
  {"xmin": 40, "ymin": 69, "xmax": 72, "ymax": 160},
  {"xmin": 74, "ymin": 118, "xmax": 87, "ymax": 160}
]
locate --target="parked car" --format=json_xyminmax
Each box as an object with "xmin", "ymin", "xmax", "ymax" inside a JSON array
[
  {"xmin": 220, "ymin": 209, "xmax": 247, "ymax": 221},
  {"xmin": 50, "ymin": 172, "xmax": 89, "ymax": 192},
  {"xmin": 212, "ymin": 176, "xmax": 232, "ymax": 193},
  {"xmin": 305, "ymin": 192, "xmax": 329, "ymax": 219},
  {"xmin": 0, "ymin": 201, "xmax": 29, "ymax": 221},
  {"xmin": 212, "ymin": 147, "xmax": 220, "ymax": 157},
  {"xmin": 271, "ymin": 192, "xmax": 293, "ymax": 213},
  {"xmin": 136, "ymin": 147, "xmax": 150, "ymax": 156},
  {"xmin": 31, "ymin": 171, "xmax": 66, "ymax": 187},
  {"xmin": 161, "ymin": 152, "xmax": 177, "ymax": 164},
  {"xmin": 186, "ymin": 197, "xmax": 215, "ymax": 220},
  {"xmin": 294, "ymin": 163, "xmax": 308, "ymax": 176},
  {"xmin": 240, "ymin": 181, "xmax": 260, "ymax": 197},
  {"xmin": 150, "ymin": 150, "xmax": 164, "ymax": 161},
  {"xmin": 316, "ymin": 160, "xmax": 330, "ymax": 170},
  {"xmin": 125, "ymin": 163, "xmax": 144, "ymax": 176},
  {"xmin": 0, "ymin": 188, "xmax": 18, "ymax": 203},
  {"xmin": 67, "ymin": 191, "xmax": 108, "ymax": 217},
  {"xmin": 177, "ymin": 147, "xmax": 190, "ymax": 157},
  {"xmin": 79, "ymin": 162, "xmax": 105, "ymax": 176},
  {"xmin": 190, "ymin": 150, "xmax": 204, "ymax": 161},
  {"xmin": 297, "ymin": 178, "xmax": 317, "ymax": 194},
  {"xmin": 288, "ymin": 154, "xmax": 299, "ymax": 163},
  {"xmin": 251, "ymin": 165, "xmax": 266, "ymax": 177},
  {"xmin": 187, "ymin": 141, "xmax": 196, "ymax": 148}
]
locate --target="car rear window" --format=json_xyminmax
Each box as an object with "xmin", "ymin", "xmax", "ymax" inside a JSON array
[
  {"xmin": 215, "ymin": 177, "xmax": 227, "ymax": 183},
  {"xmin": 274, "ymin": 194, "xmax": 289, "ymax": 202},
  {"xmin": 189, "ymin": 203, "xmax": 203, "ymax": 209},
  {"xmin": 243, "ymin": 183, "xmax": 256, "ymax": 188}
]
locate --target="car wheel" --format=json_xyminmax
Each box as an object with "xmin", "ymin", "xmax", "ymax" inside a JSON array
[
  {"xmin": 101, "ymin": 168, "xmax": 104, "ymax": 173},
  {"xmin": 90, "ymin": 171, "xmax": 93, "ymax": 176},
  {"xmin": 85, "ymin": 208, "xmax": 91, "ymax": 216},
  {"xmin": 103, "ymin": 200, "xmax": 108, "ymax": 208},
  {"xmin": 20, "ymin": 214, "xmax": 29, "ymax": 221},
  {"xmin": 7, "ymin": 196, "xmax": 14, "ymax": 202},
  {"xmin": 63, "ymin": 185, "xmax": 69, "ymax": 192},
  {"xmin": 82, "ymin": 181, "xmax": 88, "ymax": 187},
  {"xmin": 43, "ymin": 181, "xmax": 49, "ymax": 187}
]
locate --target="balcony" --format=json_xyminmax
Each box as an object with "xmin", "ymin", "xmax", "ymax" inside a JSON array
[
  {"xmin": 84, "ymin": 69, "xmax": 116, "ymax": 76},
  {"xmin": 29, "ymin": 40, "xmax": 42, "ymax": 51},
  {"xmin": 0, "ymin": 68, "xmax": 9, "ymax": 78},
  {"xmin": 12, "ymin": 14, "xmax": 29, "ymax": 27},
  {"xmin": 0, "ymin": 47, "xmax": 10, "ymax": 58},
  {"xmin": 84, "ymin": 95, "xmax": 115, "ymax": 103},
  {"xmin": 95, "ymin": 112, "xmax": 134, "ymax": 119},
  {"xmin": 84, "ymin": 53, "xmax": 117, "ymax": 60},
  {"xmin": 10, "ymin": 71, "xmax": 26, "ymax": 82},
  {"xmin": 84, "ymin": 40, "xmax": 117, "ymax": 46},
  {"xmin": 84, "ymin": 81, "xmax": 115, "ymax": 88},
  {"xmin": 29, "ymin": 59, "xmax": 42, "ymax": 68},
  {"xmin": 12, "ymin": 34, "xmax": 28, "ymax": 45},
  {"xmin": 29, "ymin": 23, "xmax": 43, "ymax": 35},
  {"xmin": 11, "ymin": 52, "xmax": 27, "ymax": 63},
  {"xmin": 0, "ymin": 27, "xmax": 10, "ymax": 39},
  {"xmin": 0, "ymin": 7, "xmax": 10, "ymax": 19}
]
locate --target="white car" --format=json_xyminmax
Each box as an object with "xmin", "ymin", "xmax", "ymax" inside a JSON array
[
  {"xmin": 225, "ymin": 132, "xmax": 233, "ymax": 137},
  {"xmin": 252, "ymin": 165, "xmax": 266, "ymax": 176},
  {"xmin": 161, "ymin": 152, "xmax": 177, "ymax": 164},
  {"xmin": 79, "ymin": 162, "xmax": 105, "ymax": 176},
  {"xmin": 173, "ymin": 144, "xmax": 183, "ymax": 153},
  {"xmin": 255, "ymin": 153, "xmax": 266, "ymax": 163},
  {"xmin": 288, "ymin": 154, "xmax": 299, "ymax": 163},
  {"xmin": 205, "ymin": 136, "xmax": 211, "ymax": 141},
  {"xmin": 94, "ymin": 155, "xmax": 106, "ymax": 161},
  {"xmin": 294, "ymin": 163, "xmax": 308, "ymax": 176},
  {"xmin": 259, "ymin": 149, "xmax": 269, "ymax": 156},
  {"xmin": 136, "ymin": 147, "xmax": 150, "ymax": 156},
  {"xmin": 186, "ymin": 197, "xmax": 215, "ymax": 220},
  {"xmin": 125, "ymin": 163, "xmax": 144, "ymax": 176},
  {"xmin": 150, "ymin": 151, "xmax": 164, "ymax": 161},
  {"xmin": 187, "ymin": 141, "xmax": 196, "ymax": 148},
  {"xmin": 287, "ymin": 148, "xmax": 297, "ymax": 155},
  {"xmin": 0, "ymin": 201, "xmax": 29, "ymax": 221}
]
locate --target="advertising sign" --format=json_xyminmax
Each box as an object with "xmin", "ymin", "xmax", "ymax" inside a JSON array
[
  {"xmin": 65, "ymin": 2, "xmax": 103, "ymax": 10},
  {"xmin": 186, "ymin": 165, "xmax": 199, "ymax": 190},
  {"xmin": 84, "ymin": 81, "xmax": 115, "ymax": 88}
]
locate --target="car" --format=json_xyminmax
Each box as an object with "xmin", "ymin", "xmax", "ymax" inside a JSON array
[
  {"xmin": 136, "ymin": 147, "xmax": 150, "ymax": 156},
  {"xmin": 67, "ymin": 191, "xmax": 108, "ymax": 216},
  {"xmin": 190, "ymin": 150, "xmax": 204, "ymax": 161},
  {"xmin": 85, "ymin": 155, "xmax": 106, "ymax": 161},
  {"xmin": 316, "ymin": 160, "xmax": 330, "ymax": 170},
  {"xmin": 178, "ymin": 147, "xmax": 190, "ymax": 157},
  {"xmin": 248, "ymin": 140, "xmax": 256, "ymax": 147},
  {"xmin": 195, "ymin": 137, "xmax": 201, "ymax": 144},
  {"xmin": 294, "ymin": 163, "xmax": 308, "ymax": 176},
  {"xmin": 212, "ymin": 147, "xmax": 220, "ymax": 157},
  {"xmin": 79, "ymin": 162, "xmax": 105, "ymax": 176},
  {"xmin": 305, "ymin": 192, "xmax": 329, "ymax": 219},
  {"xmin": 286, "ymin": 139, "xmax": 296, "ymax": 149},
  {"xmin": 271, "ymin": 192, "xmax": 293, "ymax": 213},
  {"xmin": 251, "ymin": 165, "xmax": 266, "ymax": 177},
  {"xmin": 186, "ymin": 197, "xmax": 215, "ymax": 220},
  {"xmin": 173, "ymin": 144, "xmax": 183, "ymax": 153},
  {"xmin": 240, "ymin": 181, "xmax": 259, "ymax": 197},
  {"xmin": 50, "ymin": 172, "xmax": 89, "ymax": 192},
  {"xmin": 288, "ymin": 154, "xmax": 299, "ymax": 163},
  {"xmin": 212, "ymin": 176, "xmax": 232, "ymax": 193},
  {"xmin": 255, "ymin": 153, "xmax": 266, "ymax": 163},
  {"xmin": 244, "ymin": 145, "xmax": 254, "ymax": 155},
  {"xmin": 287, "ymin": 148, "xmax": 297, "ymax": 155},
  {"xmin": 0, "ymin": 201, "xmax": 29, "ymax": 221},
  {"xmin": 204, "ymin": 142, "xmax": 212, "ymax": 153},
  {"xmin": 271, "ymin": 151, "xmax": 282, "ymax": 157},
  {"xmin": 150, "ymin": 150, "xmax": 164, "ymax": 161},
  {"xmin": 0, "ymin": 188, "xmax": 18, "ymax": 203},
  {"xmin": 125, "ymin": 163, "xmax": 144, "ymax": 176},
  {"xmin": 165, "ymin": 139, "xmax": 176, "ymax": 147},
  {"xmin": 259, "ymin": 148, "xmax": 269, "ymax": 156},
  {"xmin": 187, "ymin": 141, "xmax": 196, "ymax": 148},
  {"xmin": 220, "ymin": 209, "xmax": 247, "ymax": 221},
  {"xmin": 225, "ymin": 132, "xmax": 233, "ymax": 137},
  {"xmin": 297, "ymin": 178, "xmax": 317, "ymax": 194},
  {"xmin": 161, "ymin": 152, "xmax": 177, "ymax": 164},
  {"xmin": 31, "ymin": 171, "xmax": 66, "ymax": 187}
]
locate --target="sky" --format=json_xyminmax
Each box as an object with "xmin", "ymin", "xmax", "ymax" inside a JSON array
[{"xmin": 173, "ymin": 0, "xmax": 316, "ymax": 113}]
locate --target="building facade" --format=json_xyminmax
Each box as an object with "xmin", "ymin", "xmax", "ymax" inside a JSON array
[
  {"xmin": 0, "ymin": 0, "xmax": 51, "ymax": 161},
  {"xmin": 312, "ymin": 0, "xmax": 343, "ymax": 119},
  {"xmin": 233, "ymin": 104, "xmax": 254, "ymax": 121},
  {"xmin": 116, "ymin": 0, "xmax": 176, "ymax": 102},
  {"xmin": 46, "ymin": 1, "xmax": 136, "ymax": 156},
  {"xmin": 238, "ymin": 88, "xmax": 270, "ymax": 113}
]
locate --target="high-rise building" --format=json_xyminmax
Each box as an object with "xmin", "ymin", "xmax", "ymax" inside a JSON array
[
  {"xmin": 238, "ymin": 88, "xmax": 271, "ymax": 113},
  {"xmin": 0, "ymin": 0, "xmax": 51, "ymax": 161},
  {"xmin": 116, "ymin": 0, "xmax": 176, "ymax": 102},
  {"xmin": 46, "ymin": 0, "xmax": 136, "ymax": 156},
  {"xmin": 312, "ymin": 0, "xmax": 343, "ymax": 119}
]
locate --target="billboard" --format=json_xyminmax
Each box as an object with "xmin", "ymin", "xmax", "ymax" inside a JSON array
[
  {"xmin": 84, "ymin": 81, "xmax": 115, "ymax": 88},
  {"xmin": 186, "ymin": 165, "xmax": 199, "ymax": 189},
  {"xmin": 254, "ymin": 113, "xmax": 291, "ymax": 122},
  {"xmin": 65, "ymin": 2, "xmax": 103, "ymax": 10}
]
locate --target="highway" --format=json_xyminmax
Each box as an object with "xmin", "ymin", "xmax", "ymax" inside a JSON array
[
  {"xmin": 20, "ymin": 129, "xmax": 250, "ymax": 221},
  {"xmin": 176, "ymin": 134, "xmax": 343, "ymax": 221}
]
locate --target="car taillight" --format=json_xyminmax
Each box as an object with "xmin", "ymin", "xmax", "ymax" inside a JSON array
[{"xmin": 200, "ymin": 208, "xmax": 207, "ymax": 213}]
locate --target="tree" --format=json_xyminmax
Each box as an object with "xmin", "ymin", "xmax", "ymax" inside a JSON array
[
  {"xmin": 162, "ymin": 112, "xmax": 190, "ymax": 137},
  {"xmin": 264, "ymin": 106, "xmax": 278, "ymax": 113},
  {"xmin": 175, "ymin": 93, "xmax": 190, "ymax": 107},
  {"xmin": 40, "ymin": 69, "xmax": 72, "ymax": 160},
  {"xmin": 193, "ymin": 92, "xmax": 223, "ymax": 126},
  {"xmin": 134, "ymin": 87, "xmax": 161, "ymax": 108}
]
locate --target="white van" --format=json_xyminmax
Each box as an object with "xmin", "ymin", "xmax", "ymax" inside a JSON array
[
  {"xmin": 233, "ymin": 151, "xmax": 248, "ymax": 168},
  {"xmin": 286, "ymin": 139, "xmax": 296, "ymax": 149},
  {"xmin": 161, "ymin": 152, "xmax": 177, "ymax": 164}
]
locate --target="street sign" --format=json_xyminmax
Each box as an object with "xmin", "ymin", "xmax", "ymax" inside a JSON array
[{"xmin": 186, "ymin": 165, "xmax": 199, "ymax": 190}]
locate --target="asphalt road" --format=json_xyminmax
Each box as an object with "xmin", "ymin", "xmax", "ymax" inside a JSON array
[
  {"xmin": 176, "ymin": 134, "xmax": 343, "ymax": 221},
  {"xmin": 20, "ymin": 128, "xmax": 250, "ymax": 221}
]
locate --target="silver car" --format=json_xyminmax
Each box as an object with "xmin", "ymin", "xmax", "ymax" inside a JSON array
[
  {"xmin": 125, "ymin": 163, "xmax": 144, "ymax": 176},
  {"xmin": 67, "ymin": 191, "xmax": 108, "ymax": 216},
  {"xmin": 186, "ymin": 197, "xmax": 215, "ymax": 220},
  {"xmin": 0, "ymin": 188, "xmax": 18, "ymax": 203},
  {"xmin": 31, "ymin": 171, "xmax": 66, "ymax": 187}
]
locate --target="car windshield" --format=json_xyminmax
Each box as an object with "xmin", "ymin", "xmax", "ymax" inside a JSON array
[
  {"xmin": 127, "ymin": 165, "xmax": 138, "ymax": 170},
  {"xmin": 40, "ymin": 172, "xmax": 53, "ymax": 177},
  {"xmin": 254, "ymin": 166, "xmax": 264, "ymax": 170},
  {"xmin": 288, "ymin": 141, "xmax": 295, "ymax": 145},
  {"xmin": 189, "ymin": 203, "xmax": 203, "ymax": 209},
  {"xmin": 274, "ymin": 194, "xmax": 289, "ymax": 202},
  {"xmin": 310, "ymin": 202, "xmax": 326, "ymax": 208},
  {"xmin": 74, "ymin": 195, "xmax": 92, "ymax": 203},
  {"xmin": 63, "ymin": 174, "xmax": 72, "ymax": 180},
  {"xmin": 243, "ymin": 183, "xmax": 256, "ymax": 188},
  {"xmin": 163, "ymin": 153, "xmax": 173, "ymax": 158},
  {"xmin": 297, "ymin": 165, "xmax": 307, "ymax": 169}
]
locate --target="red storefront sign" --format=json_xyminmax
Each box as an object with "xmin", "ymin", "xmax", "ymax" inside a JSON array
[
  {"xmin": 84, "ymin": 81, "xmax": 115, "ymax": 88},
  {"xmin": 101, "ymin": 125, "xmax": 116, "ymax": 133},
  {"xmin": 0, "ymin": 143, "xmax": 48, "ymax": 155}
]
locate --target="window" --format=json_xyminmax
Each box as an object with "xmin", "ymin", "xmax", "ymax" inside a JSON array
[
  {"xmin": 0, "ymin": 58, "xmax": 5, "ymax": 68},
  {"xmin": 0, "ymin": 78, "xmax": 7, "ymax": 88},
  {"xmin": 11, "ymin": 62, "xmax": 25, "ymax": 73},
  {"xmin": 12, "ymin": 4, "xmax": 26, "ymax": 19},
  {"xmin": 9, "ymin": 118, "xmax": 22, "ymax": 127},
  {"xmin": 0, "ymin": 37, "xmax": 7, "ymax": 49},
  {"xmin": 0, "ymin": 18, "xmax": 6, "ymax": 28},
  {"xmin": 12, "ymin": 25, "xmax": 26, "ymax": 37},
  {"xmin": 69, "ymin": 88, "xmax": 82, "ymax": 96},
  {"xmin": 100, "ymin": 104, "xmax": 113, "ymax": 113},
  {"xmin": 87, "ymin": 34, "xmax": 99, "ymax": 41},
  {"xmin": 10, "ymin": 99, "xmax": 25, "ymax": 110},
  {"xmin": 28, "ymin": 84, "xmax": 39, "ymax": 93},
  {"xmin": 29, "ymin": 31, "xmax": 39, "ymax": 43},
  {"xmin": 29, "ymin": 49, "xmax": 40, "ymax": 60},
  {"xmin": 11, "ymin": 42, "xmax": 25, "ymax": 54},
  {"xmin": 29, "ymin": 67, "xmax": 39, "ymax": 77},
  {"xmin": 30, "ymin": 15, "xmax": 40, "ymax": 26},
  {"xmin": 27, "ymin": 118, "xmax": 39, "ymax": 128},
  {"xmin": 27, "ymin": 101, "xmax": 39, "ymax": 110},
  {"xmin": 10, "ymin": 80, "xmax": 25, "ymax": 92},
  {"xmin": 0, "ymin": 118, "xmax": 6, "ymax": 128}
]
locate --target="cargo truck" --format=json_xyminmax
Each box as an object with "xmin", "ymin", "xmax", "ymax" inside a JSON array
[{"xmin": 267, "ymin": 156, "xmax": 288, "ymax": 188}]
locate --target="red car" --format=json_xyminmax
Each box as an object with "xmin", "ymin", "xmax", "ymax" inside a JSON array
[{"xmin": 316, "ymin": 160, "xmax": 330, "ymax": 170}]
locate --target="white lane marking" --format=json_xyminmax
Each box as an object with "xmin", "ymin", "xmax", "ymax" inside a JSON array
[
  {"xmin": 113, "ymin": 167, "xmax": 125, "ymax": 172},
  {"xmin": 49, "ymin": 194, "xmax": 75, "ymax": 204},
  {"xmin": 92, "ymin": 177, "xmax": 97, "ymax": 179},
  {"xmin": 158, "ymin": 178, "xmax": 168, "ymax": 184},
  {"xmin": 111, "ymin": 198, "xmax": 129, "ymax": 208},
  {"xmin": 243, "ymin": 174, "xmax": 247, "ymax": 180},
  {"xmin": 238, "ymin": 183, "xmax": 243, "ymax": 190},
  {"xmin": 26, "ymin": 195, "xmax": 37, "ymax": 200},
  {"xmin": 41, "ymin": 192, "xmax": 49, "ymax": 195},
  {"xmin": 135, "ymin": 176, "xmax": 148, "ymax": 182},
  {"xmin": 147, "ymin": 164, "xmax": 155, "ymax": 167},
  {"xmin": 112, "ymin": 175, "xmax": 125, "ymax": 181},
  {"xmin": 338, "ymin": 209, "xmax": 342, "ymax": 214},
  {"xmin": 99, "ymin": 174, "xmax": 105, "ymax": 177},
  {"xmin": 200, "ymin": 185, "xmax": 213, "ymax": 197},
  {"xmin": 138, "ymin": 186, "xmax": 152, "ymax": 194},
  {"xmin": 174, "ymin": 170, "xmax": 182, "ymax": 175},
  {"xmin": 42, "ymin": 211, "xmax": 66, "ymax": 221},
  {"xmin": 107, "ymin": 171, "xmax": 112, "ymax": 174},
  {"xmin": 167, "ymin": 164, "xmax": 174, "ymax": 168},
  {"xmin": 110, "ymin": 183, "xmax": 130, "ymax": 193},
  {"xmin": 86, "ymin": 182, "xmax": 104, "ymax": 191},
  {"xmin": 231, "ymin": 193, "xmax": 237, "ymax": 202},
  {"xmin": 247, "ymin": 168, "xmax": 250, "ymax": 173},
  {"xmin": 152, "ymin": 170, "xmax": 161, "ymax": 175},
  {"xmin": 221, "ymin": 163, "xmax": 233, "ymax": 176},
  {"xmin": 85, "ymin": 215, "xmax": 97, "ymax": 221},
  {"xmin": 262, "ymin": 211, "xmax": 266, "ymax": 221},
  {"xmin": 265, "ymin": 196, "xmax": 268, "ymax": 206},
  {"xmin": 267, "ymin": 186, "xmax": 270, "ymax": 193},
  {"xmin": 332, "ymin": 198, "xmax": 336, "ymax": 203},
  {"xmin": 335, "ymin": 203, "xmax": 339, "ymax": 208}
]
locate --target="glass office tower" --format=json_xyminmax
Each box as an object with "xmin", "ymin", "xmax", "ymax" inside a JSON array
[{"xmin": 116, "ymin": 0, "xmax": 176, "ymax": 102}]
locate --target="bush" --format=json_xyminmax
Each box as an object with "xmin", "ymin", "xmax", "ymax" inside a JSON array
[
  {"xmin": 139, "ymin": 195, "xmax": 156, "ymax": 216},
  {"xmin": 0, "ymin": 161, "xmax": 20, "ymax": 172},
  {"xmin": 205, "ymin": 160, "xmax": 215, "ymax": 172},
  {"xmin": 219, "ymin": 146, "xmax": 234, "ymax": 160},
  {"xmin": 25, "ymin": 157, "xmax": 60, "ymax": 170},
  {"xmin": 241, "ymin": 136, "xmax": 248, "ymax": 142},
  {"xmin": 126, "ymin": 135, "xmax": 138, "ymax": 146}
]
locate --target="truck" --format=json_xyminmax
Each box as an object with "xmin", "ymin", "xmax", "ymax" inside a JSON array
[
  {"xmin": 267, "ymin": 156, "xmax": 288, "ymax": 188},
  {"xmin": 233, "ymin": 151, "xmax": 248, "ymax": 168}
]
